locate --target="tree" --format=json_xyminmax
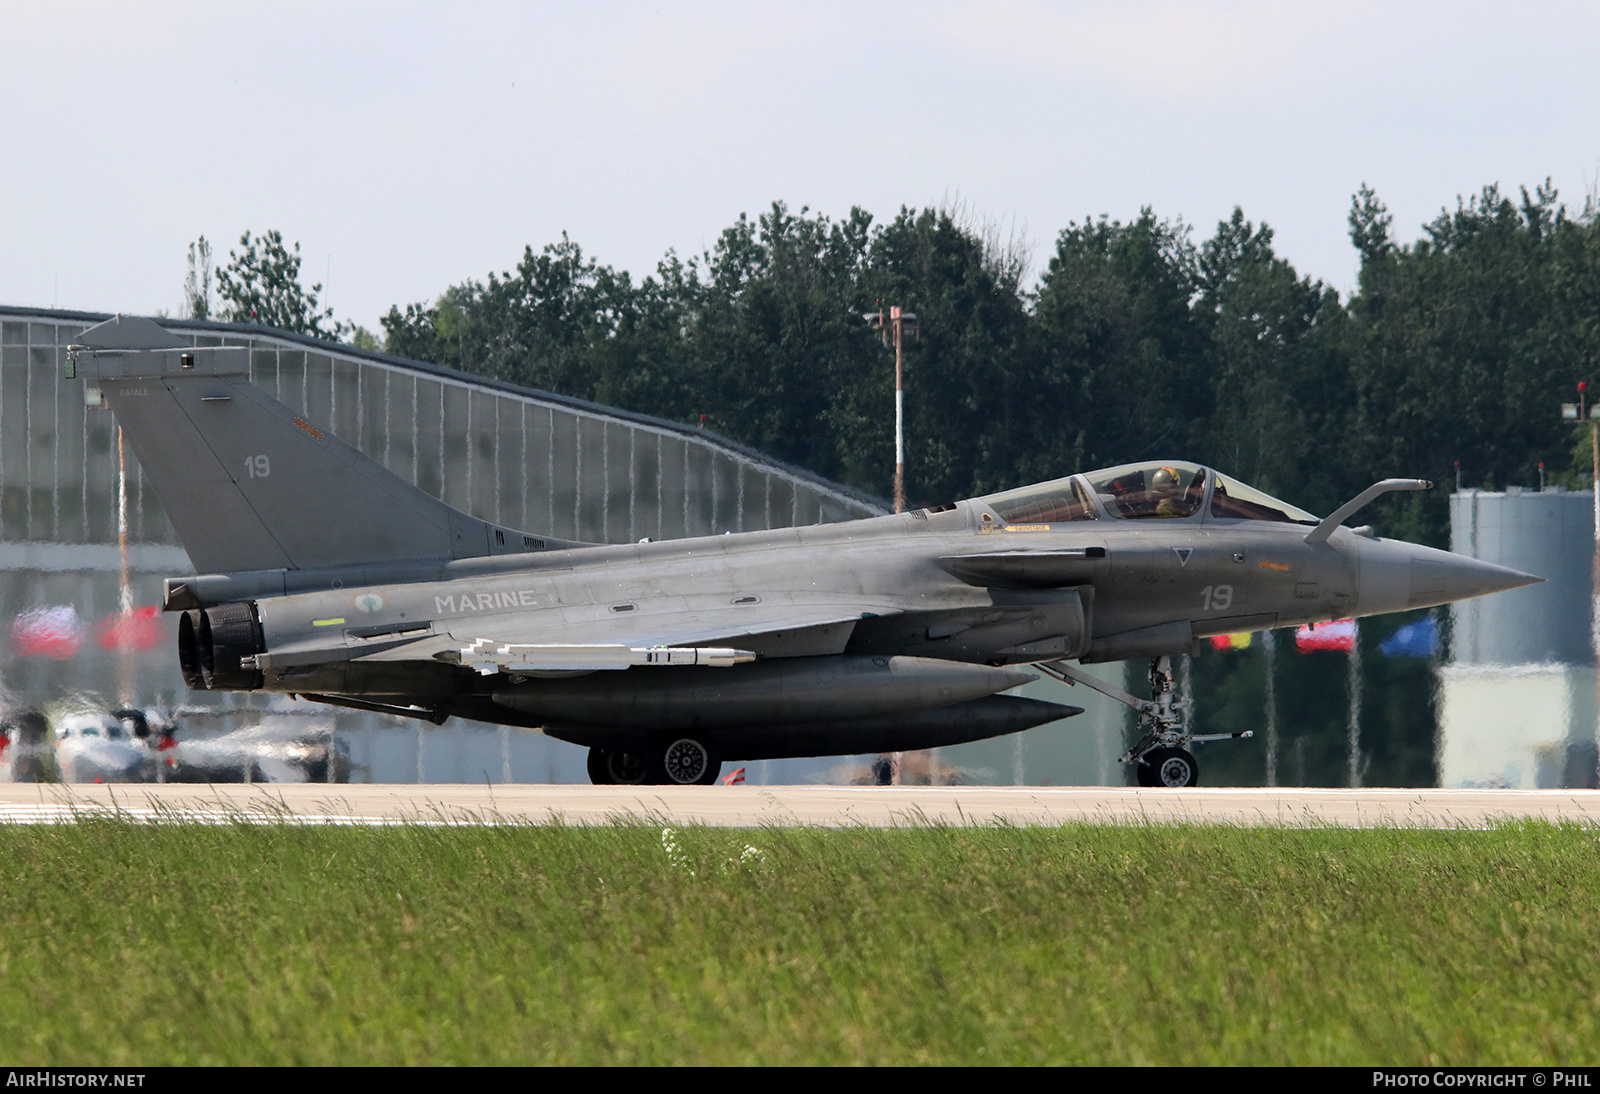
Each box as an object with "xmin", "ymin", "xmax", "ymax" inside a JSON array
[
  {"xmin": 182, "ymin": 236, "xmax": 212, "ymax": 320},
  {"xmin": 380, "ymin": 234, "xmax": 638, "ymax": 395},
  {"xmin": 215, "ymin": 230, "xmax": 345, "ymax": 340},
  {"xmin": 1194, "ymin": 208, "xmax": 1356, "ymax": 515},
  {"xmin": 1032, "ymin": 210, "xmax": 1207, "ymax": 475},
  {"xmin": 1344, "ymin": 182, "xmax": 1591, "ymax": 542},
  {"xmin": 861, "ymin": 206, "xmax": 1035, "ymax": 501},
  {"xmin": 679, "ymin": 204, "xmax": 880, "ymax": 487}
]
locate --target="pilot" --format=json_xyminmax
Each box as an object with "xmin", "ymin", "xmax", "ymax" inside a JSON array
[{"xmin": 1150, "ymin": 467, "xmax": 1185, "ymax": 517}]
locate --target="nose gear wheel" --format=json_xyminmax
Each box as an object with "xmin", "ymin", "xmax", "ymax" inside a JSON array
[
  {"xmin": 1138, "ymin": 746, "xmax": 1200, "ymax": 788},
  {"xmin": 1035, "ymin": 654, "xmax": 1253, "ymax": 789}
]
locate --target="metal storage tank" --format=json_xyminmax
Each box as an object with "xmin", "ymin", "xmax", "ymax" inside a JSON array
[
  {"xmin": 1450, "ymin": 487, "xmax": 1594, "ymax": 666},
  {"xmin": 1442, "ymin": 487, "xmax": 1598, "ymax": 788}
]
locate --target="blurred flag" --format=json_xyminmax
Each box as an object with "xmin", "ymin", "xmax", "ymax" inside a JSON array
[
  {"xmin": 1207, "ymin": 632, "xmax": 1255, "ymax": 651},
  {"xmin": 1295, "ymin": 618, "xmax": 1355, "ymax": 652},
  {"xmin": 1380, "ymin": 615, "xmax": 1439, "ymax": 658},
  {"xmin": 95, "ymin": 606, "xmax": 164, "ymax": 651},
  {"xmin": 10, "ymin": 605, "xmax": 85, "ymax": 658},
  {"xmin": 720, "ymin": 767, "xmax": 746, "ymax": 786}
]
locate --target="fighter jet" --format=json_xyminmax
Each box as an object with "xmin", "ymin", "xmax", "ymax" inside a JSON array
[{"xmin": 66, "ymin": 315, "xmax": 1540, "ymax": 787}]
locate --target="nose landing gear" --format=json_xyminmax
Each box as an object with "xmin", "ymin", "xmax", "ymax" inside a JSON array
[{"xmin": 1036, "ymin": 655, "xmax": 1252, "ymax": 788}]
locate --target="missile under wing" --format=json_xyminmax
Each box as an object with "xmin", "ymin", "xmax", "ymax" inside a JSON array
[{"xmin": 68, "ymin": 316, "xmax": 1539, "ymax": 787}]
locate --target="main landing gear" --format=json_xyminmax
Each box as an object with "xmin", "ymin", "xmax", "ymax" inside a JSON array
[
  {"xmin": 1036, "ymin": 655, "xmax": 1252, "ymax": 788},
  {"xmin": 587, "ymin": 737, "xmax": 723, "ymax": 786}
]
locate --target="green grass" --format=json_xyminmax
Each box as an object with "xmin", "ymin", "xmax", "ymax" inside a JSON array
[{"xmin": 0, "ymin": 818, "xmax": 1596, "ymax": 1065}]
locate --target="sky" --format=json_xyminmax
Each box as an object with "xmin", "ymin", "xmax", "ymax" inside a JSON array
[{"xmin": 4, "ymin": 1, "xmax": 1599, "ymax": 332}]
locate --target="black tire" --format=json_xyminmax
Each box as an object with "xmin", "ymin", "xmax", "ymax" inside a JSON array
[
  {"xmin": 605, "ymin": 750, "xmax": 650, "ymax": 785},
  {"xmin": 654, "ymin": 737, "xmax": 721, "ymax": 786},
  {"xmin": 1138, "ymin": 747, "xmax": 1200, "ymax": 788},
  {"xmin": 586, "ymin": 747, "xmax": 614, "ymax": 785}
]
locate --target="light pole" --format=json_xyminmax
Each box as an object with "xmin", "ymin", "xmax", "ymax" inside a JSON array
[
  {"xmin": 1560, "ymin": 382, "xmax": 1600, "ymax": 787},
  {"xmin": 865, "ymin": 302, "xmax": 919, "ymax": 513},
  {"xmin": 864, "ymin": 302, "xmax": 920, "ymax": 786},
  {"xmin": 1559, "ymin": 381, "xmax": 1599, "ymax": 539}
]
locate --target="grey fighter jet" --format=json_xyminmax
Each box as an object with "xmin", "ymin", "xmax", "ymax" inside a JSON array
[{"xmin": 67, "ymin": 316, "xmax": 1540, "ymax": 787}]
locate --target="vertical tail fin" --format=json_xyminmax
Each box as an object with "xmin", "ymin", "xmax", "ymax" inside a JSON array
[{"xmin": 70, "ymin": 316, "xmax": 583, "ymax": 575}]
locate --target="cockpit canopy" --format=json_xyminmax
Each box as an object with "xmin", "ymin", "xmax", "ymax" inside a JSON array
[{"xmin": 979, "ymin": 461, "xmax": 1319, "ymax": 526}]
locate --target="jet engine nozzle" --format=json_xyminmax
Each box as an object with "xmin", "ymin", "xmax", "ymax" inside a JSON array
[{"xmin": 178, "ymin": 602, "xmax": 266, "ymax": 691}]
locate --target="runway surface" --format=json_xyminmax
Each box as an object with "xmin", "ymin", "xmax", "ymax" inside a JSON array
[{"xmin": 0, "ymin": 783, "xmax": 1598, "ymax": 827}]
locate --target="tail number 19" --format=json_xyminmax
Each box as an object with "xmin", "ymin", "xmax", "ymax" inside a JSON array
[
  {"xmin": 244, "ymin": 455, "xmax": 271, "ymax": 479},
  {"xmin": 1201, "ymin": 584, "xmax": 1233, "ymax": 611}
]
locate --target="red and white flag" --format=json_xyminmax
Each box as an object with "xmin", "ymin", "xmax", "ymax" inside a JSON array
[
  {"xmin": 1295, "ymin": 618, "xmax": 1355, "ymax": 652},
  {"xmin": 10, "ymin": 606, "xmax": 86, "ymax": 659},
  {"xmin": 720, "ymin": 767, "xmax": 746, "ymax": 786},
  {"xmin": 95, "ymin": 606, "xmax": 164, "ymax": 651}
]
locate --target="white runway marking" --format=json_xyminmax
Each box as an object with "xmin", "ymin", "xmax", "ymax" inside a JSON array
[
  {"xmin": 0, "ymin": 784, "xmax": 1598, "ymax": 827},
  {"xmin": 0, "ymin": 802, "xmax": 397, "ymax": 826}
]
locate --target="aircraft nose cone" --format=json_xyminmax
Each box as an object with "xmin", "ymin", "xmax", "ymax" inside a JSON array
[
  {"xmin": 1406, "ymin": 551, "xmax": 1543, "ymax": 610},
  {"xmin": 1356, "ymin": 538, "xmax": 1544, "ymax": 617}
]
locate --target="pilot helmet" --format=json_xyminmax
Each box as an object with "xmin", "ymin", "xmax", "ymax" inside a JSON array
[{"xmin": 1151, "ymin": 466, "xmax": 1180, "ymax": 489}]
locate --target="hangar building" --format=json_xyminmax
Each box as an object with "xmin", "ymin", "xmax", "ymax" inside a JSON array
[
  {"xmin": 1, "ymin": 306, "xmax": 880, "ymax": 782},
  {"xmin": 1, "ymin": 306, "xmax": 1124, "ymax": 785}
]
